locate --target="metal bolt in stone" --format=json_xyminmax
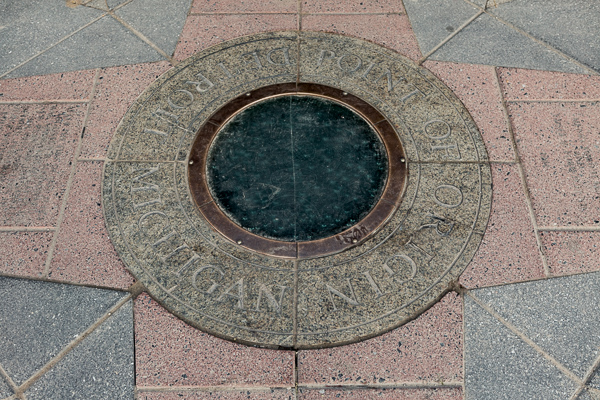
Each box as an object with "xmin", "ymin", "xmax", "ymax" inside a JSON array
[
  {"xmin": 189, "ymin": 160, "xmax": 194, "ymax": 165},
  {"xmin": 237, "ymin": 240, "xmax": 242, "ymax": 244}
]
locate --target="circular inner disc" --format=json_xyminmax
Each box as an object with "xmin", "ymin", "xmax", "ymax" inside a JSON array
[{"xmin": 206, "ymin": 95, "xmax": 388, "ymax": 242}]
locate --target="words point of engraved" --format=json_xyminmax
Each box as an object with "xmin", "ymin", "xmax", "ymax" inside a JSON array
[{"xmin": 103, "ymin": 32, "xmax": 492, "ymax": 349}]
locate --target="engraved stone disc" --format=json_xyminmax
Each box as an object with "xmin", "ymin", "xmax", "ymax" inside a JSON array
[{"xmin": 103, "ymin": 31, "xmax": 492, "ymax": 349}]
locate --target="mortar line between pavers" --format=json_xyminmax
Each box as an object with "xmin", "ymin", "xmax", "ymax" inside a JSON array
[
  {"xmin": 493, "ymin": 67, "xmax": 551, "ymax": 277},
  {"xmin": 467, "ymin": 291, "xmax": 583, "ymax": 385},
  {"xmin": 292, "ymin": 259, "xmax": 298, "ymax": 348},
  {"xmin": 297, "ymin": 0, "xmax": 302, "ymax": 32},
  {"xmin": 77, "ymin": 157, "xmax": 106, "ymax": 162},
  {"xmin": 42, "ymin": 69, "xmax": 102, "ymax": 278},
  {"xmin": 462, "ymin": 0, "xmax": 599, "ymax": 76},
  {"xmin": 16, "ymin": 294, "xmax": 133, "ymax": 393},
  {"xmin": 460, "ymin": 289, "xmax": 467, "ymax": 400},
  {"xmin": 0, "ymin": 227, "xmax": 55, "ymax": 232},
  {"xmin": 108, "ymin": 11, "xmax": 175, "ymax": 65},
  {"xmin": 569, "ymin": 348, "xmax": 600, "ymax": 400},
  {"xmin": 0, "ymin": 100, "xmax": 88, "ymax": 105},
  {"xmin": 0, "ymin": 364, "xmax": 19, "ymax": 396},
  {"xmin": 417, "ymin": 10, "xmax": 484, "ymax": 66},
  {"xmin": 0, "ymin": 14, "xmax": 107, "ymax": 80},
  {"xmin": 0, "ymin": 271, "xmax": 132, "ymax": 292},
  {"xmin": 538, "ymin": 226, "xmax": 600, "ymax": 232},
  {"xmin": 136, "ymin": 385, "xmax": 294, "ymax": 393},
  {"xmin": 298, "ymin": 382, "xmax": 464, "ymax": 389},
  {"xmin": 508, "ymin": 99, "xmax": 600, "ymax": 103}
]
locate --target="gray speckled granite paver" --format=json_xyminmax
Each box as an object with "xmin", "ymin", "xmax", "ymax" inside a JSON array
[
  {"xmin": 487, "ymin": 0, "xmax": 600, "ymax": 73},
  {"xmin": 0, "ymin": 1, "xmax": 103, "ymax": 77},
  {"xmin": 25, "ymin": 301, "xmax": 134, "ymax": 400},
  {"xmin": 5, "ymin": 15, "xmax": 163, "ymax": 79},
  {"xmin": 471, "ymin": 272, "xmax": 600, "ymax": 379},
  {"xmin": 402, "ymin": 0, "xmax": 479, "ymax": 54},
  {"xmin": 115, "ymin": 0, "xmax": 192, "ymax": 57},
  {"xmin": 464, "ymin": 295, "xmax": 578, "ymax": 400},
  {"xmin": 0, "ymin": 0, "xmax": 192, "ymax": 79},
  {"xmin": 0, "ymin": 277, "xmax": 127, "ymax": 386},
  {"xmin": 0, "ymin": 373, "xmax": 12, "ymax": 398},
  {"xmin": 430, "ymin": 13, "xmax": 587, "ymax": 74}
]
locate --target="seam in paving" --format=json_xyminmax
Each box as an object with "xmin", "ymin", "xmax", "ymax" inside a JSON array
[
  {"xmin": 298, "ymin": 382, "xmax": 464, "ymax": 389},
  {"xmin": 508, "ymin": 99, "xmax": 600, "ymax": 103},
  {"xmin": 0, "ymin": 364, "xmax": 19, "ymax": 396},
  {"xmin": 0, "ymin": 272, "xmax": 132, "ymax": 292},
  {"xmin": 136, "ymin": 385, "xmax": 293, "ymax": 393},
  {"xmin": 16, "ymin": 294, "xmax": 132, "ymax": 394},
  {"xmin": 0, "ymin": 100, "xmax": 89, "ymax": 105},
  {"xmin": 107, "ymin": 11, "xmax": 175, "ymax": 65},
  {"xmin": 0, "ymin": 14, "xmax": 107, "ymax": 80},
  {"xmin": 538, "ymin": 226, "xmax": 600, "ymax": 232},
  {"xmin": 462, "ymin": 270, "xmax": 600, "ymax": 291},
  {"xmin": 190, "ymin": 12, "xmax": 298, "ymax": 15},
  {"xmin": 461, "ymin": 0, "xmax": 599, "ymax": 76},
  {"xmin": 42, "ymin": 68, "xmax": 101, "ymax": 278},
  {"xmin": 467, "ymin": 291, "xmax": 583, "ymax": 385},
  {"xmin": 0, "ymin": 227, "xmax": 55, "ymax": 232},
  {"xmin": 417, "ymin": 10, "xmax": 484, "ymax": 66},
  {"xmin": 493, "ymin": 67, "xmax": 551, "ymax": 277},
  {"xmin": 460, "ymin": 289, "xmax": 467, "ymax": 395},
  {"xmin": 569, "ymin": 347, "xmax": 600, "ymax": 400},
  {"xmin": 77, "ymin": 157, "xmax": 107, "ymax": 162}
]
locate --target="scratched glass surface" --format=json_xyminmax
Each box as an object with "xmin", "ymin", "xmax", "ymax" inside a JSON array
[{"xmin": 206, "ymin": 95, "xmax": 388, "ymax": 241}]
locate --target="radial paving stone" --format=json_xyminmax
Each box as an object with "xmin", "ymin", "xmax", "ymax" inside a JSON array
[
  {"xmin": 486, "ymin": 0, "xmax": 600, "ymax": 73},
  {"xmin": 0, "ymin": 69, "xmax": 96, "ymax": 101},
  {"xmin": 297, "ymin": 293, "xmax": 463, "ymax": 385},
  {"xmin": 0, "ymin": 1, "xmax": 104, "ymax": 78},
  {"xmin": 508, "ymin": 101, "xmax": 600, "ymax": 227},
  {"xmin": 470, "ymin": 272, "xmax": 600, "ymax": 379},
  {"xmin": 464, "ymin": 295, "xmax": 578, "ymax": 400},
  {"xmin": 402, "ymin": 0, "xmax": 480, "ymax": 57},
  {"xmin": 497, "ymin": 68, "xmax": 600, "ymax": 101},
  {"xmin": 0, "ymin": 277, "xmax": 128, "ymax": 386},
  {"xmin": 48, "ymin": 161, "xmax": 135, "ymax": 289},
  {"xmin": 114, "ymin": 0, "xmax": 193, "ymax": 57},
  {"xmin": 5, "ymin": 15, "xmax": 165, "ymax": 79},
  {"xmin": 541, "ymin": 231, "xmax": 600, "ymax": 276},
  {"xmin": 25, "ymin": 301, "xmax": 134, "ymax": 400},
  {"xmin": 578, "ymin": 389, "xmax": 600, "ymax": 400},
  {"xmin": 428, "ymin": 13, "xmax": 588, "ymax": 74},
  {"xmin": 0, "ymin": 232, "xmax": 53, "ymax": 278},
  {"xmin": 588, "ymin": 367, "xmax": 600, "ymax": 392},
  {"xmin": 0, "ymin": 103, "xmax": 86, "ymax": 227}
]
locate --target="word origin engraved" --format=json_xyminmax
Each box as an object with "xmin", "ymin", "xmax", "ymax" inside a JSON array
[{"xmin": 103, "ymin": 31, "xmax": 492, "ymax": 349}]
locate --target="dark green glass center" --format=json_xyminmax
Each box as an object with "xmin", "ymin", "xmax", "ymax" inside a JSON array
[{"xmin": 206, "ymin": 95, "xmax": 388, "ymax": 242}]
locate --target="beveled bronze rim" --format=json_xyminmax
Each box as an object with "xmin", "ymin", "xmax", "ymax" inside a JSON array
[{"xmin": 187, "ymin": 82, "xmax": 407, "ymax": 259}]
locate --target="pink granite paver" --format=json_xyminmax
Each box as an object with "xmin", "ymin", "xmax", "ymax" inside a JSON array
[
  {"xmin": 302, "ymin": 14, "xmax": 422, "ymax": 62},
  {"xmin": 423, "ymin": 61, "xmax": 515, "ymax": 161},
  {"xmin": 0, "ymin": 103, "xmax": 85, "ymax": 226},
  {"xmin": 190, "ymin": 0, "xmax": 297, "ymax": 13},
  {"xmin": 508, "ymin": 101, "xmax": 600, "ymax": 227},
  {"xmin": 48, "ymin": 161, "xmax": 134, "ymax": 289},
  {"xmin": 0, "ymin": 231, "xmax": 53, "ymax": 278},
  {"xmin": 298, "ymin": 293, "xmax": 462, "ymax": 385},
  {"xmin": 498, "ymin": 68, "xmax": 600, "ymax": 101},
  {"xmin": 298, "ymin": 387, "xmax": 462, "ymax": 399},
  {"xmin": 460, "ymin": 164, "xmax": 545, "ymax": 288},
  {"xmin": 541, "ymin": 231, "xmax": 600, "ymax": 276},
  {"xmin": 80, "ymin": 62, "xmax": 172, "ymax": 159},
  {"xmin": 134, "ymin": 293, "xmax": 295, "ymax": 388},
  {"xmin": 302, "ymin": 0, "xmax": 405, "ymax": 13},
  {"xmin": 0, "ymin": 70, "xmax": 96, "ymax": 101},
  {"xmin": 137, "ymin": 390, "xmax": 295, "ymax": 400},
  {"xmin": 174, "ymin": 15, "xmax": 298, "ymax": 61}
]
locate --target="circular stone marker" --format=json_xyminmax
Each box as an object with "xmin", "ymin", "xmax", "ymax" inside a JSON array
[{"xmin": 103, "ymin": 31, "xmax": 492, "ymax": 349}]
